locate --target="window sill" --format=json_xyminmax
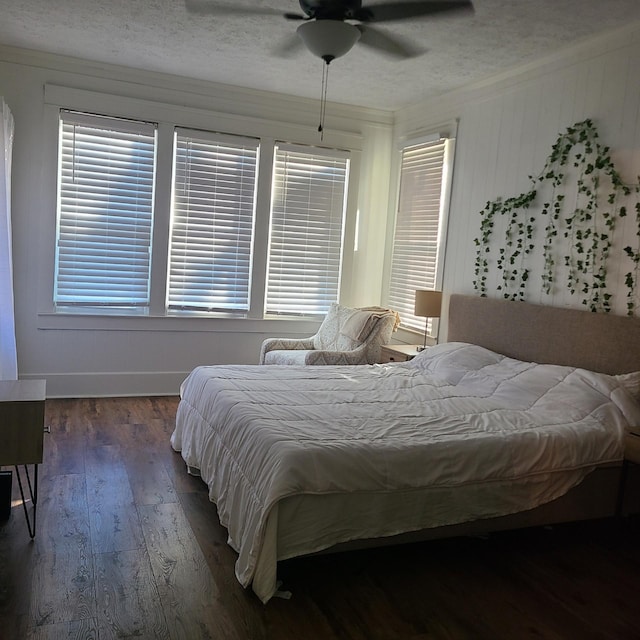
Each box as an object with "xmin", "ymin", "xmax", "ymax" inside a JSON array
[{"xmin": 37, "ymin": 310, "xmax": 321, "ymax": 334}]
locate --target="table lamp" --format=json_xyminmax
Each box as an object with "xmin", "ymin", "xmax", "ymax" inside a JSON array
[{"xmin": 414, "ymin": 289, "xmax": 442, "ymax": 351}]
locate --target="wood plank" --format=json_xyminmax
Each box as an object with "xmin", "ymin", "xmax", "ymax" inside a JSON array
[
  {"xmin": 0, "ymin": 504, "xmax": 35, "ymax": 625},
  {"xmin": 26, "ymin": 475, "xmax": 93, "ymax": 629},
  {"xmin": 160, "ymin": 446, "xmax": 208, "ymax": 495},
  {"xmin": 39, "ymin": 428, "xmax": 85, "ymax": 480},
  {"xmin": 123, "ymin": 448, "xmax": 178, "ymax": 506},
  {"xmin": 5, "ymin": 397, "xmax": 640, "ymax": 640},
  {"xmin": 33, "ymin": 473, "xmax": 90, "ymax": 555},
  {"xmin": 28, "ymin": 546, "xmax": 95, "ymax": 627},
  {"xmin": 503, "ymin": 531, "xmax": 640, "ymax": 639},
  {"xmin": 85, "ymin": 445, "xmax": 144, "ymax": 554},
  {"xmin": 114, "ymin": 405, "xmax": 183, "ymax": 501},
  {"xmin": 94, "ymin": 549, "xmax": 170, "ymax": 640},
  {"xmin": 177, "ymin": 490, "xmax": 267, "ymax": 640},
  {"xmin": 139, "ymin": 501, "xmax": 246, "ymax": 639},
  {"xmin": 25, "ymin": 618, "xmax": 98, "ymax": 640},
  {"xmin": 38, "ymin": 400, "xmax": 88, "ymax": 484},
  {"xmin": 138, "ymin": 500, "xmax": 218, "ymax": 602}
]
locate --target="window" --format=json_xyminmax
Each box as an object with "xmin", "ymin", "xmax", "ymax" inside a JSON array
[
  {"xmin": 387, "ymin": 135, "xmax": 451, "ymax": 332},
  {"xmin": 54, "ymin": 111, "xmax": 156, "ymax": 308},
  {"xmin": 167, "ymin": 129, "xmax": 259, "ymax": 313},
  {"xmin": 266, "ymin": 144, "xmax": 349, "ymax": 316},
  {"xmin": 52, "ymin": 107, "xmax": 355, "ymax": 320}
]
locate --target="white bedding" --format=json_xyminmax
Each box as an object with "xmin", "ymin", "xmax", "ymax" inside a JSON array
[{"xmin": 170, "ymin": 342, "xmax": 640, "ymax": 602}]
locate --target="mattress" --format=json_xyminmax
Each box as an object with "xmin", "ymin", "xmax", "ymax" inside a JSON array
[{"xmin": 171, "ymin": 342, "xmax": 640, "ymax": 601}]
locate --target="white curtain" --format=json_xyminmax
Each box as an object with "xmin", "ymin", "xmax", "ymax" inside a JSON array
[{"xmin": 0, "ymin": 98, "xmax": 17, "ymax": 380}]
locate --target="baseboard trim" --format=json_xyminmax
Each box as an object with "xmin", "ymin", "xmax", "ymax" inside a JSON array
[{"xmin": 20, "ymin": 371, "xmax": 188, "ymax": 398}]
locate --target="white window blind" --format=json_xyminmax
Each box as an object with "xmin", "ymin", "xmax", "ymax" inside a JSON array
[
  {"xmin": 167, "ymin": 129, "xmax": 258, "ymax": 313},
  {"xmin": 266, "ymin": 144, "xmax": 349, "ymax": 316},
  {"xmin": 387, "ymin": 137, "xmax": 447, "ymax": 331},
  {"xmin": 54, "ymin": 111, "xmax": 156, "ymax": 307}
]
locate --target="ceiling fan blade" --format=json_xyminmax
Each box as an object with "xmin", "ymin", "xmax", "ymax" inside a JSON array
[
  {"xmin": 355, "ymin": 0, "xmax": 474, "ymax": 23},
  {"xmin": 185, "ymin": 0, "xmax": 304, "ymax": 19},
  {"xmin": 356, "ymin": 24, "xmax": 425, "ymax": 59}
]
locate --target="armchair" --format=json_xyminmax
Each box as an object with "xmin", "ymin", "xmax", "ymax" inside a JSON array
[{"xmin": 260, "ymin": 303, "xmax": 399, "ymax": 365}]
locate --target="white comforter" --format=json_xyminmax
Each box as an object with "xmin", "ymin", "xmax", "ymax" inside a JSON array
[{"xmin": 171, "ymin": 342, "xmax": 640, "ymax": 601}]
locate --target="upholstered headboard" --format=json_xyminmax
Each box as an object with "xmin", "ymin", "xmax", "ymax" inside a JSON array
[{"xmin": 447, "ymin": 294, "xmax": 640, "ymax": 375}]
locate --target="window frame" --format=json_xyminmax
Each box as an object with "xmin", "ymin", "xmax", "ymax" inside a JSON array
[
  {"xmin": 167, "ymin": 127, "xmax": 260, "ymax": 315},
  {"xmin": 38, "ymin": 85, "xmax": 363, "ymax": 331},
  {"xmin": 265, "ymin": 142, "xmax": 351, "ymax": 318},
  {"xmin": 54, "ymin": 110, "xmax": 158, "ymax": 311},
  {"xmin": 383, "ymin": 124, "xmax": 457, "ymax": 338}
]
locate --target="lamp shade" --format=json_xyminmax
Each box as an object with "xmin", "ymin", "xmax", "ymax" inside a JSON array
[
  {"xmin": 297, "ymin": 20, "xmax": 361, "ymax": 62},
  {"xmin": 414, "ymin": 290, "xmax": 442, "ymax": 318}
]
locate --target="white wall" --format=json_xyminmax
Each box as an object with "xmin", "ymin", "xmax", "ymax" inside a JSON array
[
  {"xmin": 394, "ymin": 22, "xmax": 640, "ymax": 340},
  {"xmin": 0, "ymin": 46, "xmax": 393, "ymax": 396},
  {"xmin": 5, "ymin": 20, "xmax": 640, "ymax": 396}
]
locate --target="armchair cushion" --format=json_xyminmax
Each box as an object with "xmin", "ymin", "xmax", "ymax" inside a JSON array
[
  {"xmin": 259, "ymin": 337, "xmax": 314, "ymax": 365},
  {"xmin": 313, "ymin": 303, "xmax": 361, "ymax": 352},
  {"xmin": 263, "ymin": 350, "xmax": 315, "ymax": 365},
  {"xmin": 260, "ymin": 303, "xmax": 398, "ymax": 366}
]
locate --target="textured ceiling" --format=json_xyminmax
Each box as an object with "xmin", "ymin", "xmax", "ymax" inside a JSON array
[{"xmin": 2, "ymin": 0, "xmax": 640, "ymax": 111}]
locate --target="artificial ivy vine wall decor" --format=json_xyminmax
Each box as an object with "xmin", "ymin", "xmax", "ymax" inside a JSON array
[{"xmin": 473, "ymin": 119, "xmax": 640, "ymax": 315}]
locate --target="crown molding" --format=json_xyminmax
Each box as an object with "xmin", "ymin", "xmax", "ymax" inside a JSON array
[
  {"xmin": 0, "ymin": 43, "xmax": 393, "ymax": 129},
  {"xmin": 396, "ymin": 19, "xmax": 640, "ymax": 127}
]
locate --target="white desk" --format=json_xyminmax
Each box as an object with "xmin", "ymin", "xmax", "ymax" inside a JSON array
[{"xmin": 0, "ymin": 379, "xmax": 46, "ymax": 537}]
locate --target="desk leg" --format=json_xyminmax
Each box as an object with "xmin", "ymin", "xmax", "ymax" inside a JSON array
[{"xmin": 14, "ymin": 464, "xmax": 37, "ymax": 538}]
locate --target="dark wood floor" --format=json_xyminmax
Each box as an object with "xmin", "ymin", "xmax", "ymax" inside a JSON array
[{"xmin": 2, "ymin": 396, "xmax": 640, "ymax": 639}]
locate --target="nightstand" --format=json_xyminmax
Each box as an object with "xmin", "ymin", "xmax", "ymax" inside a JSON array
[
  {"xmin": 379, "ymin": 344, "xmax": 423, "ymax": 363},
  {"xmin": 0, "ymin": 379, "xmax": 46, "ymax": 538}
]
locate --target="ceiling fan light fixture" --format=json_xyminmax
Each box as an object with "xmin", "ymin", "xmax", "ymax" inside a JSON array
[{"xmin": 296, "ymin": 20, "xmax": 361, "ymax": 62}]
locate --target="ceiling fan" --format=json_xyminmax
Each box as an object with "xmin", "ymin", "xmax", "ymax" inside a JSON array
[
  {"xmin": 186, "ymin": 1, "xmax": 474, "ymax": 137},
  {"xmin": 186, "ymin": 0, "xmax": 475, "ymax": 62}
]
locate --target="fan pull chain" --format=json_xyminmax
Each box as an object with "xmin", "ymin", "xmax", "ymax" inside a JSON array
[{"xmin": 318, "ymin": 59, "xmax": 330, "ymax": 141}]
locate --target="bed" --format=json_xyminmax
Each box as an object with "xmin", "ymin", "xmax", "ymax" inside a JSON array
[{"xmin": 171, "ymin": 294, "xmax": 640, "ymax": 603}]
